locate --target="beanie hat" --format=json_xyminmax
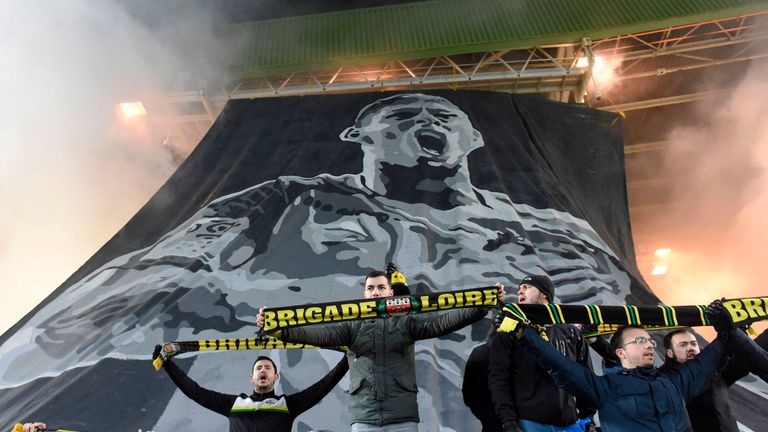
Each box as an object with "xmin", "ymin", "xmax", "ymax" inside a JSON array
[{"xmin": 519, "ymin": 275, "xmax": 555, "ymax": 301}]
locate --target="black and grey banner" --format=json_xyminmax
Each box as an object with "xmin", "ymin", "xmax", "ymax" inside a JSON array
[{"xmin": 0, "ymin": 91, "xmax": 654, "ymax": 431}]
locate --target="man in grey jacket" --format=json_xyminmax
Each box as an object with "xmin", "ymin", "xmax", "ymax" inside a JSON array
[{"xmin": 257, "ymin": 270, "xmax": 504, "ymax": 431}]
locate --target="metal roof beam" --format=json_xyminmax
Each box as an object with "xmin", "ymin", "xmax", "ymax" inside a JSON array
[
  {"xmin": 229, "ymin": 67, "xmax": 585, "ymax": 99},
  {"xmin": 619, "ymin": 52, "xmax": 768, "ymax": 80},
  {"xmin": 601, "ymin": 89, "xmax": 732, "ymax": 112}
]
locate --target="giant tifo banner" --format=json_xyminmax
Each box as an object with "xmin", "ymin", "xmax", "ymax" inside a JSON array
[{"xmin": 0, "ymin": 91, "xmax": 655, "ymax": 430}]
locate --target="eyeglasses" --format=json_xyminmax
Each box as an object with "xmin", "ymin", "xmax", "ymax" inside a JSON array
[{"xmin": 622, "ymin": 336, "xmax": 657, "ymax": 348}]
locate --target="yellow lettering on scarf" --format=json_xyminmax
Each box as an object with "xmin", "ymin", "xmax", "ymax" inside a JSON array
[
  {"xmin": 724, "ymin": 300, "xmax": 748, "ymax": 323},
  {"xmin": 742, "ymin": 298, "xmax": 766, "ymax": 319},
  {"xmin": 277, "ymin": 310, "xmax": 297, "ymax": 327},
  {"xmin": 200, "ymin": 340, "xmax": 217, "ymax": 350},
  {"xmin": 465, "ymin": 291, "xmax": 482, "ymax": 306},
  {"xmin": 483, "ymin": 288, "xmax": 498, "ymax": 306},
  {"xmin": 455, "ymin": 292, "xmax": 465, "ymax": 306},
  {"xmin": 341, "ymin": 303, "xmax": 360, "ymax": 319},
  {"xmin": 305, "ymin": 307, "xmax": 323, "ymax": 323},
  {"xmin": 263, "ymin": 311, "xmax": 278, "ymax": 331},
  {"xmin": 420, "ymin": 295, "xmax": 437, "ymax": 311},
  {"xmin": 359, "ymin": 301, "xmax": 377, "ymax": 318},
  {"xmin": 324, "ymin": 305, "xmax": 341, "ymax": 321},
  {"xmin": 438, "ymin": 294, "xmax": 456, "ymax": 308}
]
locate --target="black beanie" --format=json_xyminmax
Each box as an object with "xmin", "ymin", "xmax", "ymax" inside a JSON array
[{"xmin": 519, "ymin": 275, "xmax": 555, "ymax": 301}]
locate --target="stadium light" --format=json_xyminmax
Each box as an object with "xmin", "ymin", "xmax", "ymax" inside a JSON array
[
  {"xmin": 119, "ymin": 101, "xmax": 147, "ymax": 117},
  {"xmin": 576, "ymin": 55, "xmax": 604, "ymax": 71},
  {"xmin": 651, "ymin": 264, "xmax": 668, "ymax": 276}
]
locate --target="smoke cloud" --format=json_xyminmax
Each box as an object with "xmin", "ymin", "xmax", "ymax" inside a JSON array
[
  {"xmin": 636, "ymin": 58, "xmax": 768, "ymax": 338},
  {"xmin": 0, "ymin": 0, "xmax": 235, "ymax": 335}
]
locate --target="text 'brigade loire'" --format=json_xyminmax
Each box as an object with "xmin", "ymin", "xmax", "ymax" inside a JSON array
[{"xmin": 261, "ymin": 287, "xmax": 498, "ymax": 331}]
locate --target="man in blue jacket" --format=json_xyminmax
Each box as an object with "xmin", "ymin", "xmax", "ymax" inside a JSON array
[{"xmin": 499, "ymin": 300, "xmax": 734, "ymax": 432}]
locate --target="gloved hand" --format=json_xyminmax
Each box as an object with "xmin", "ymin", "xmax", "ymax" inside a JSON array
[
  {"xmin": 497, "ymin": 313, "xmax": 527, "ymax": 340},
  {"xmin": 502, "ymin": 421, "xmax": 522, "ymax": 432},
  {"xmin": 153, "ymin": 342, "xmax": 181, "ymax": 363},
  {"xmin": 706, "ymin": 298, "xmax": 735, "ymax": 340},
  {"xmin": 386, "ymin": 262, "xmax": 411, "ymax": 295},
  {"xmin": 385, "ymin": 262, "xmax": 398, "ymax": 273}
]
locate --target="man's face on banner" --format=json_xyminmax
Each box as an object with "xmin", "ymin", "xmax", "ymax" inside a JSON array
[{"xmin": 344, "ymin": 96, "xmax": 483, "ymax": 168}]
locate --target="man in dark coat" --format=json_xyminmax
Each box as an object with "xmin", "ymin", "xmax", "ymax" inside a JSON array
[
  {"xmin": 659, "ymin": 327, "xmax": 768, "ymax": 432},
  {"xmin": 726, "ymin": 327, "xmax": 768, "ymax": 383},
  {"xmin": 489, "ymin": 275, "xmax": 594, "ymax": 432},
  {"xmin": 463, "ymin": 335, "xmax": 503, "ymax": 432}
]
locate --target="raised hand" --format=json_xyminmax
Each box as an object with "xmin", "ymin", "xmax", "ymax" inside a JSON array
[
  {"xmin": 22, "ymin": 422, "xmax": 47, "ymax": 432},
  {"xmin": 154, "ymin": 342, "xmax": 181, "ymax": 362},
  {"xmin": 256, "ymin": 306, "xmax": 266, "ymax": 328},
  {"xmin": 385, "ymin": 262, "xmax": 399, "ymax": 275},
  {"xmin": 705, "ymin": 298, "xmax": 735, "ymax": 339}
]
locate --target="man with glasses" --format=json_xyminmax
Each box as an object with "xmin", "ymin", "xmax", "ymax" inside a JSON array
[{"xmin": 501, "ymin": 300, "xmax": 736, "ymax": 432}]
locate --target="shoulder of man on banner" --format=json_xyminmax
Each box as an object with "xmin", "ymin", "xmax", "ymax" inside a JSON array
[{"xmin": 497, "ymin": 296, "xmax": 768, "ymax": 337}]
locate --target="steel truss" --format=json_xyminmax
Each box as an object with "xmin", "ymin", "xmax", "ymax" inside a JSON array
[{"xmin": 162, "ymin": 11, "xmax": 768, "ymax": 154}]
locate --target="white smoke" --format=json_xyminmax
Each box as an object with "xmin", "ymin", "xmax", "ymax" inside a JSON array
[
  {"xmin": 638, "ymin": 58, "xmax": 768, "ymax": 337},
  {"xmin": 0, "ymin": 0, "xmax": 235, "ymax": 335}
]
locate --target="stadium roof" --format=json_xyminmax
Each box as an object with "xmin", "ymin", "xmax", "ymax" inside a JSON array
[
  {"xmin": 222, "ymin": 0, "xmax": 768, "ymax": 76},
  {"xmin": 157, "ymin": 0, "xmax": 768, "ymax": 258}
]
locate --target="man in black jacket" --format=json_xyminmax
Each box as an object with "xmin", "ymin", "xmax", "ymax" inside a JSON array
[
  {"xmin": 659, "ymin": 327, "xmax": 768, "ymax": 432},
  {"xmin": 489, "ymin": 275, "xmax": 594, "ymax": 432},
  {"xmin": 463, "ymin": 333, "xmax": 503, "ymax": 432},
  {"xmin": 156, "ymin": 350, "xmax": 348, "ymax": 432}
]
